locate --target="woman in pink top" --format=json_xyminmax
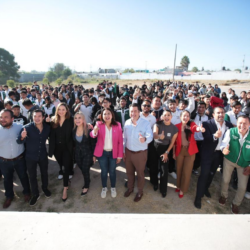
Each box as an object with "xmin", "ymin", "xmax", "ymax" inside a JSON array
[{"xmin": 90, "ymin": 108, "xmax": 123, "ymax": 199}]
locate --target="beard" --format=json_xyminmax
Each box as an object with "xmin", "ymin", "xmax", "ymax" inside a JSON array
[{"xmin": 1, "ymin": 121, "xmax": 13, "ymax": 128}]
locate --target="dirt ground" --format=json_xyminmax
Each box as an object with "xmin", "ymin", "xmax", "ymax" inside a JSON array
[
  {"xmin": 0, "ymin": 154, "xmax": 249, "ymax": 214},
  {"xmin": 0, "ymin": 80, "xmax": 250, "ymax": 214}
]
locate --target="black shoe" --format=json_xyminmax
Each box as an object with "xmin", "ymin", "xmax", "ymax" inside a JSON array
[
  {"xmin": 204, "ymin": 190, "xmax": 211, "ymax": 198},
  {"xmin": 81, "ymin": 188, "xmax": 89, "ymax": 196},
  {"xmin": 124, "ymin": 181, "xmax": 128, "ymax": 188},
  {"xmin": 153, "ymin": 185, "xmax": 158, "ymax": 191},
  {"xmin": 194, "ymin": 199, "xmax": 201, "ymax": 209},
  {"xmin": 30, "ymin": 195, "xmax": 40, "ymax": 206},
  {"xmin": 162, "ymin": 193, "xmax": 167, "ymax": 198},
  {"xmin": 43, "ymin": 189, "xmax": 51, "ymax": 198}
]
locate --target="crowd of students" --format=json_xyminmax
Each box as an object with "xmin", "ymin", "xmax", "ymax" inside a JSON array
[{"xmin": 0, "ymin": 80, "xmax": 250, "ymax": 214}]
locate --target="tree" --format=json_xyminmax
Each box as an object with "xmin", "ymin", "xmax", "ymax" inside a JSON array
[
  {"xmin": 234, "ymin": 69, "xmax": 241, "ymax": 73},
  {"xmin": 43, "ymin": 77, "xmax": 49, "ymax": 84},
  {"xmin": 0, "ymin": 48, "xmax": 20, "ymax": 85},
  {"xmin": 192, "ymin": 67, "xmax": 198, "ymax": 72},
  {"xmin": 6, "ymin": 80, "xmax": 16, "ymax": 88},
  {"xmin": 62, "ymin": 68, "xmax": 72, "ymax": 79},
  {"xmin": 50, "ymin": 63, "xmax": 65, "ymax": 77},
  {"xmin": 180, "ymin": 56, "xmax": 190, "ymax": 69},
  {"xmin": 45, "ymin": 71, "xmax": 57, "ymax": 82},
  {"xmin": 55, "ymin": 78, "xmax": 62, "ymax": 85},
  {"xmin": 123, "ymin": 68, "xmax": 135, "ymax": 73}
]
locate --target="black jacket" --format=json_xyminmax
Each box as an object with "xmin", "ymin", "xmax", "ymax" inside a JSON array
[
  {"xmin": 200, "ymin": 119, "xmax": 233, "ymax": 159},
  {"xmin": 48, "ymin": 117, "xmax": 74, "ymax": 157}
]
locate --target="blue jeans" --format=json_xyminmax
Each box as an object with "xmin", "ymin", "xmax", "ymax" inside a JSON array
[
  {"xmin": 97, "ymin": 150, "xmax": 117, "ymax": 188},
  {"xmin": 0, "ymin": 157, "xmax": 30, "ymax": 198}
]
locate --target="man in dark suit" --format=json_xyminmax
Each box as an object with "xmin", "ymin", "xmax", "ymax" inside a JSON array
[
  {"xmin": 71, "ymin": 85, "xmax": 81, "ymax": 104},
  {"xmin": 194, "ymin": 106, "xmax": 233, "ymax": 209}
]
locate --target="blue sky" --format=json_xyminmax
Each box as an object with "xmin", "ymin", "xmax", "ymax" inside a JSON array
[{"xmin": 0, "ymin": 0, "xmax": 249, "ymax": 72}]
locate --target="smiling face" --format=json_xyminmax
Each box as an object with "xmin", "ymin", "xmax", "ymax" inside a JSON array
[
  {"xmin": 180, "ymin": 111, "xmax": 190, "ymax": 124},
  {"xmin": 162, "ymin": 111, "xmax": 172, "ymax": 124},
  {"xmin": 33, "ymin": 111, "xmax": 44, "ymax": 125},
  {"xmin": 102, "ymin": 110, "xmax": 112, "ymax": 123},
  {"xmin": 57, "ymin": 105, "xmax": 67, "ymax": 117},
  {"xmin": 141, "ymin": 102, "xmax": 151, "ymax": 114},
  {"xmin": 233, "ymin": 104, "xmax": 242, "ymax": 115},
  {"xmin": 213, "ymin": 107, "xmax": 225, "ymax": 122},
  {"xmin": 74, "ymin": 113, "xmax": 85, "ymax": 127},
  {"xmin": 130, "ymin": 106, "xmax": 140, "ymax": 121},
  {"xmin": 152, "ymin": 97, "xmax": 161, "ymax": 109},
  {"xmin": 237, "ymin": 117, "xmax": 250, "ymax": 135},
  {"xmin": 0, "ymin": 111, "xmax": 13, "ymax": 127}
]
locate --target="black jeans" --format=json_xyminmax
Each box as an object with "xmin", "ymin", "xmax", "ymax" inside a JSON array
[
  {"xmin": 193, "ymin": 140, "xmax": 203, "ymax": 170},
  {"xmin": 54, "ymin": 144, "xmax": 73, "ymax": 187},
  {"xmin": 150, "ymin": 143, "xmax": 170, "ymax": 194},
  {"xmin": 196, "ymin": 150, "xmax": 222, "ymax": 200},
  {"xmin": 168, "ymin": 148, "xmax": 176, "ymax": 173},
  {"xmin": 0, "ymin": 157, "xmax": 30, "ymax": 198},
  {"xmin": 26, "ymin": 157, "xmax": 48, "ymax": 196}
]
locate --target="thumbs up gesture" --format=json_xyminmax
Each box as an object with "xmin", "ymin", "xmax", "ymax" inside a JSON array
[
  {"xmin": 139, "ymin": 133, "xmax": 146, "ymax": 143},
  {"xmin": 215, "ymin": 128, "xmax": 222, "ymax": 138},
  {"xmin": 45, "ymin": 115, "xmax": 51, "ymax": 123},
  {"xmin": 159, "ymin": 131, "xmax": 165, "ymax": 140},
  {"xmin": 197, "ymin": 123, "xmax": 205, "ymax": 133},
  {"xmin": 21, "ymin": 128, "xmax": 27, "ymax": 139},
  {"xmin": 223, "ymin": 145, "xmax": 230, "ymax": 155}
]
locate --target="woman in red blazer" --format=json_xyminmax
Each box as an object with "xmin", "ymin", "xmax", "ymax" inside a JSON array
[
  {"xmin": 90, "ymin": 108, "xmax": 123, "ymax": 199},
  {"xmin": 174, "ymin": 110, "xmax": 205, "ymax": 198}
]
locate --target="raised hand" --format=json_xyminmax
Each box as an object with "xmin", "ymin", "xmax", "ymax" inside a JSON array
[
  {"xmin": 223, "ymin": 145, "xmax": 230, "ymax": 155},
  {"xmin": 45, "ymin": 115, "xmax": 51, "ymax": 123},
  {"xmin": 151, "ymin": 111, "xmax": 156, "ymax": 117},
  {"xmin": 199, "ymin": 123, "xmax": 205, "ymax": 133},
  {"xmin": 159, "ymin": 131, "xmax": 165, "ymax": 140},
  {"xmin": 139, "ymin": 133, "xmax": 146, "ymax": 143},
  {"xmin": 214, "ymin": 128, "xmax": 222, "ymax": 138},
  {"xmin": 93, "ymin": 125, "xmax": 100, "ymax": 135},
  {"xmin": 21, "ymin": 128, "xmax": 27, "ymax": 139}
]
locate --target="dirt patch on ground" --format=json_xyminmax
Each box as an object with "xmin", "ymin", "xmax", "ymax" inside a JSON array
[{"xmin": 0, "ymin": 156, "xmax": 249, "ymax": 214}]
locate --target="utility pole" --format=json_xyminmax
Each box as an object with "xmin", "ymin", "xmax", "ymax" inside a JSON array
[{"xmin": 173, "ymin": 44, "xmax": 177, "ymax": 81}]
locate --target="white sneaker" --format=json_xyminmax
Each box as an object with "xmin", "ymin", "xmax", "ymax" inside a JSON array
[
  {"xmin": 111, "ymin": 188, "xmax": 117, "ymax": 198},
  {"xmin": 58, "ymin": 174, "xmax": 63, "ymax": 180},
  {"xmin": 69, "ymin": 175, "xmax": 73, "ymax": 179},
  {"xmin": 101, "ymin": 187, "xmax": 108, "ymax": 198},
  {"xmin": 245, "ymin": 192, "xmax": 250, "ymax": 199},
  {"xmin": 169, "ymin": 172, "xmax": 177, "ymax": 179},
  {"xmin": 73, "ymin": 163, "xmax": 77, "ymax": 169}
]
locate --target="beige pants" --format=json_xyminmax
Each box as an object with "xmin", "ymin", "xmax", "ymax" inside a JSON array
[
  {"xmin": 176, "ymin": 147, "xmax": 195, "ymax": 193},
  {"xmin": 221, "ymin": 157, "xmax": 249, "ymax": 206}
]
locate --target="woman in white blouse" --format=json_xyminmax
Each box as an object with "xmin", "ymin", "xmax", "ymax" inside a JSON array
[{"xmin": 90, "ymin": 108, "xmax": 123, "ymax": 199}]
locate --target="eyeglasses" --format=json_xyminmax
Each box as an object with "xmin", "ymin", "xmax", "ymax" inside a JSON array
[{"xmin": 142, "ymin": 105, "xmax": 151, "ymax": 107}]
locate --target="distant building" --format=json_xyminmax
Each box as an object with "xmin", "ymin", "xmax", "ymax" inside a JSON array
[
  {"xmin": 157, "ymin": 66, "xmax": 185, "ymax": 75},
  {"xmin": 19, "ymin": 73, "xmax": 45, "ymax": 83},
  {"xmin": 135, "ymin": 70, "xmax": 149, "ymax": 73}
]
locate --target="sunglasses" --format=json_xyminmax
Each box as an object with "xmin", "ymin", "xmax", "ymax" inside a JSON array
[{"xmin": 142, "ymin": 105, "xmax": 151, "ymax": 107}]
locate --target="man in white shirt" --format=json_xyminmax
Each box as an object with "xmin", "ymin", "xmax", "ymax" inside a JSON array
[
  {"xmin": 18, "ymin": 91, "xmax": 29, "ymax": 118},
  {"xmin": 140, "ymin": 99, "xmax": 156, "ymax": 129},
  {"xmin": 123, "ymin": 103, "xmax": 153, "ymax": 202},
  {"xmin": 75, "ymin": 93, "xmax": 93, "ymax": 124},
  {"xmin": 225, "ymin": 101, "xmax": 244, "ymax": 127}
]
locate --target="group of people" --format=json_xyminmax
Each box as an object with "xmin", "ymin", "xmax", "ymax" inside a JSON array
[{"xmin": 0, "ymin": 80, "xmax": 250, "ymax": 214}]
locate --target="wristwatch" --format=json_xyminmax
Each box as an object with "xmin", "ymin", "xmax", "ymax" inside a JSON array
[{"xmin": 165, "ymin": 151, "xmax": 169, "ymax": 154}]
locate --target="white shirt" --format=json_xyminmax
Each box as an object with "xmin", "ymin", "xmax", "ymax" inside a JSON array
[
  {"xmin": 225, "ymin": 110, "xmax": 244, "ymax": 126},
  {"xmin": 140, "ymin": 112, "xmax": 156, "ymax": 129},
  {"xmin": 171, "ymin": 110, "xmax": 181, "ymax": 125},
  {"xmin": 80, "ymin": 104, "xmax": 93, "ymax": 124},
  {"xmin": 214, "ymin": 120, "xmax": 227, "ymax": 150},
  {"xmin": 104, "ymin": 126, "xmax": 112, "ymax": 151},
  {"xmin": 194, "ymin": 113, "xmax": 208, "ymax": 141}
]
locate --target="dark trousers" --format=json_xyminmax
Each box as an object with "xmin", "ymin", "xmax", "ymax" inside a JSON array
[
  {"xmin": 0, "ymin": 157, "xmax": 30, "ymax": 198},
  {"xmin": 76, "ymin": 156, "xmax": 91, "ymax": 189},
  {"xmin": 196, "ymin": 150, "xmax": 222, "ymax": 200},
  {"xmin": 150, "ymin": 143, "xmax": 169, "ymax": 194},
  {"xmin": 54, "ymin": 144, "xmax": 73, "ymax": 187},
  {"xmin": 26, "ymin": 157, "xmax": 48, "ymax": 196},
  {"xmin": 193, "ymin": 140, "xmax": 203, "ymax": 170},
  {"xmin": 247, "ymin": 178, "xmax": 250, "ymax": 193},
  {"xmin": 168, "ymin": 148, "xmax": 176, "ymax": 173}
]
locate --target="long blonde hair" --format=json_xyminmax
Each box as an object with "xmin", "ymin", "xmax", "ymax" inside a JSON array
[
  {"xmin": 52, "ymin": 103, "xmax": 71, "ymax": 128},
  {"xmin": 74, "ymin": 111, "xmax": 89, "ymax": 137}
]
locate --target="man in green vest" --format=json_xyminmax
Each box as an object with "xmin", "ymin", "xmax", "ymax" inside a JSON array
[{"xmin": 219, "ymin": 115, "xmax": 250, "ymax": 214}]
